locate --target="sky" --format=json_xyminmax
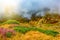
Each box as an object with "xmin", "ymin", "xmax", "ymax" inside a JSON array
[{"xmin": 0, "ymin": 0, "xmax": 60, "ymax": 19}]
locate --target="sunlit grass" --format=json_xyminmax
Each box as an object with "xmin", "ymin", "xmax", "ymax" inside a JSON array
[{"xmin": 3, "ymin": 20, "xmax": 20, "ymax": 24}]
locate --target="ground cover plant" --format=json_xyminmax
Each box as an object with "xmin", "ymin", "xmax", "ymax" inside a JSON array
[{"xmin": 0, "ymin": 13, "xmax": 60, "ymax": 40}]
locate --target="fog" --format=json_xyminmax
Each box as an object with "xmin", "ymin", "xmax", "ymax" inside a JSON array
[{"xmin": 0, "ymin": 0, "xmax": 60, "ymax": 19}]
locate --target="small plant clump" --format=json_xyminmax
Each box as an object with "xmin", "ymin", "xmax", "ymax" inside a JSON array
[
  {"xmin": 0, "ymin": 28, "xmax": 15, "ymax": 38},
  {"xmin": 5, "ymin": 32, "xmax": 12, "ymax": 38}
]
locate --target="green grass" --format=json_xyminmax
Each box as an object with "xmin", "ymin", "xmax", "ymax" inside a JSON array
[
  {"xmin": 3, "ymin": 20, "xmax": 20, "ymax": 24},
  {"xmin": 14, "ymin": 26, "xmax": 32, "ymax": 33},
  {"xmin": 44, "ymin": 30, "xmax": 59, "ymax": 36},
  {"xmin": 14, "ymin": 26, "xmax": 59, "ymax": 36}
]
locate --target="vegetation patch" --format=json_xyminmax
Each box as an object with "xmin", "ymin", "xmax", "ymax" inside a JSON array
[
  {"xmin": 14, "ymin": 26, "xmax": 31, "ymax": 33},
  {"xmin": 14, "ymin": 26, "xmax": 59, "ymax": 36},
  {"xmin": 44, "ymin": 30, "xmax": 59, "ymax": 36},
  {"xmin": 3, "ymin": 20, "xmax": 20, "ymax": 24},
  {"xmin": 5, "ymin": 32, "xmax": 12, "ymax": 38}
]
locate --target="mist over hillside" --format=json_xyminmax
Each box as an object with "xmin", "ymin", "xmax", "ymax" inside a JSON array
[{"xmin": 0, "ymin": 0, "xmax": 60, "ymax": 19}]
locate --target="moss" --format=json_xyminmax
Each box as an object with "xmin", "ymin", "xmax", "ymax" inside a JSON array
[{"xmin": 3, "ymin": 20, "xmax": 20, "ymax": 24}]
